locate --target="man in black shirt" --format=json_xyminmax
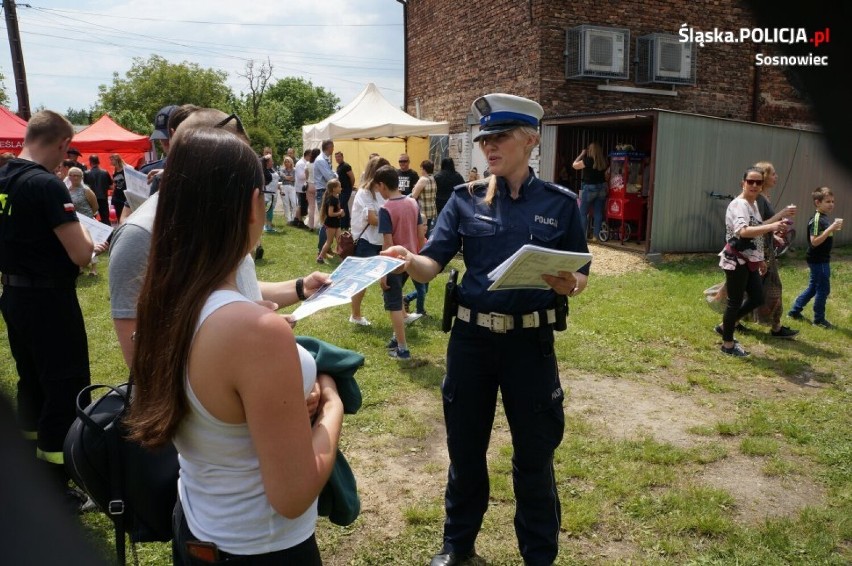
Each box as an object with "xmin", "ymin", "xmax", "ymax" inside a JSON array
[
  {"xmin": 84, "ymin": 155, "xmax": 113, "ymax": 225},
  {"xmin": 66, "ymin": 147, "xmax": 86, "ymax": 173},
  {"xmin": 335, "ymin": 150, "xmax": 355, "ymax": 229},
  {"xmin": 0, "ymin": 110, "xmax": 95, "ymax": 513},
  {"xmin": 397, "ymin": 153, "xmax": 419, "ymax": 196}
]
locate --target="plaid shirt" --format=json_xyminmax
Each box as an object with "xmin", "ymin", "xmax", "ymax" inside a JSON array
[{"xmin": 416, "ymin": 175, "xmax": 437, "ymax": 220}]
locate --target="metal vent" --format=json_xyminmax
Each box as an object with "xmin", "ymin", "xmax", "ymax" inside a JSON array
[
  {"xmin": 565, "ymin": 25, "xmax": 630, "ymax": 80},
  {"xmin": 637, "ymin": 33, "xmax": 696, "ymax": 85}
]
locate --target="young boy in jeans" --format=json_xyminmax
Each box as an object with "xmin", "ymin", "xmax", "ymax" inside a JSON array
[
  {"xmin": 788, "ymin": 187, "xmax": 842, "ymax": 328},
  {"xmin": 375, "ymin": 165, "xmax": 425, "ymax": 359}
]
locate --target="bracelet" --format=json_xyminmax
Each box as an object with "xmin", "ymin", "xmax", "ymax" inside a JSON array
[{"xmin": 295, "ymin": 277, "xmax": 307, "ymax": 301}]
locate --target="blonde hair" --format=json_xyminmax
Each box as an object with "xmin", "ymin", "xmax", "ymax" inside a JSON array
[
  {"xmin": 282, "ymin": 156, "xmax": 294, "ymax": 168},
  {"xmin": 361, "ymin": 155, "xmax": 390, "ymax": 199},
  {"xmin": 477, "ymin": 126, "xmax": 540, "ymax": 205},
  {"xmin": 753, "ymin": 161, "xmax": 776, "ymax": 191},
  {"xmin": 587, "ymin": 142, "xmax": 607, "ymax": 171},
  {"xmin": 67, "ymin": 166, "xmax": 84, "ymax": 178}
]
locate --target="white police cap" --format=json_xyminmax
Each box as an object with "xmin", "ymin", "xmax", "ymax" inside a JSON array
[{"xmin": 472, "ymin": 93, "xmax": 544, "ymax": 141}]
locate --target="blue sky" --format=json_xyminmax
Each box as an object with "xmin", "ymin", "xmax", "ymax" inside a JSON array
[{"xmin": 0, "ymin": 0, "xmax": 405, "ymax": 113}]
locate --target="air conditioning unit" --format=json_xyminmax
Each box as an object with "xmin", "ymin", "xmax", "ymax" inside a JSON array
[
  {"xmin": 637, "ymin": 33, "xmax": 696, "ymax": 85},
  {"xmin": 565, "ymin": 25, "xmax": 629, "ymax": 80}
]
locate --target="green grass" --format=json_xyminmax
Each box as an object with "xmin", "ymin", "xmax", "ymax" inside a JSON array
[{"xmin": 1, "ymin": 214, "xmax": 850, "ymax": 565}]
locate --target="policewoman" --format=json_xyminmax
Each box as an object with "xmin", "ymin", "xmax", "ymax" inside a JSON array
[{"xmin": 383, "ymin": 94, "xmax": 589, "ymax": 566}]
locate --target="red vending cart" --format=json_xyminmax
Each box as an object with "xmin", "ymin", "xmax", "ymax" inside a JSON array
[{"xmin": 602, "ymin": 151, "xmax": 649, "ymax": 243}]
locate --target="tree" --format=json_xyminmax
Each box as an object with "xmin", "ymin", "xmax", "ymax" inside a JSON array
[
  {"xmin": 65, "ymin": 107, "xmax": 94, "ymax": 125},
  {"xmin": 0, "ymin": 69, "xmax": 8, "ymax": 107},
  {"xmin": 95, "ymin": 55, "xmax": 232, "ymax": 134},
  {"xmin": 264, "ymin": 77, "xmax": 339, "ymax": 152},
  {"xmin": 238, "ymin": 59, "xmax": 273, "ymax": 127}
]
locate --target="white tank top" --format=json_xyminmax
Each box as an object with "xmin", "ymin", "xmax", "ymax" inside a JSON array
[{"xmin": 173, "ymin": 289, "xmax": 318, "ymax": 555}]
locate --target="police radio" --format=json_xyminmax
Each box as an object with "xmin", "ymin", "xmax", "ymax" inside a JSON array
[
  {"xmin": 442, "ymin": 268, "xmax": 459, "ymax": 333},
  {"xmin": 554, "ymin": 294, "xmax": 568, "ymax": 332}
]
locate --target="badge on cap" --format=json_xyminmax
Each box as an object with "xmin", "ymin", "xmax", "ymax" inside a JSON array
[{"xmin": 472, "ymin": 93, "xmax": 544, "ymax": 141}]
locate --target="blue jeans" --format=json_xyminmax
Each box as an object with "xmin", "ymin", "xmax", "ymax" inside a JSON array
[
  {"xmin": 791, "ymin": 262, "xmax": 831, "ymax": 322},
  {"xmin": 404, "ymin": 280, "xmax": 429, "ymax": 314},
  {"xmin": 579, "ymin": 183, "xmax": 607, "ymax": 238}
]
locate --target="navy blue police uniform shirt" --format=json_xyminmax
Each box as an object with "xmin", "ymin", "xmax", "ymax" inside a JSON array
[
  {"xmin": 0, "ymin": 159, "xmax": 81, "ymax": 279},
  {"xmin": 421, "ymin": 169, "xmax": 590, "ymax": 314}
]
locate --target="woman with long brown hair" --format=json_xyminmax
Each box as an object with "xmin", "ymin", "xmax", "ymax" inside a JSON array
[
  {"xmin": 125, "ymin": 127, "xmax": 342, "ymax": 564},
  {"xmin": 573, "ymin": 141, "xmax": 609, "ymax": 240}
]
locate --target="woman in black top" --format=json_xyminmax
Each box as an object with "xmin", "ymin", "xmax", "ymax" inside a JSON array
[
  {"xmin": 433, "ymin": 157, "xmax": 465, "ymax": 218},
  {"xmin": 573, "ymin": 142, "xmax": 608, "ymax": 240},
  {"xmin": 109, "ymin": 154, "xmax": 127, "ymax": 223}
]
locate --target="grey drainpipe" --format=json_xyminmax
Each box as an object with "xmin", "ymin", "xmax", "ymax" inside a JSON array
[{"xmin": 396, "ymin": 0, "xmax": 409, "ymax": 111}]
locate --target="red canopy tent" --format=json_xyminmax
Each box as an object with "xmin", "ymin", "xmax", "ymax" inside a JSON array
[
  {"xmin": 72, "ymin": 114, "xmax": 151, "ymax": 169},
  {"xmin": 0, "ymin": 106, "xmax": 27, "ymax": 155}
]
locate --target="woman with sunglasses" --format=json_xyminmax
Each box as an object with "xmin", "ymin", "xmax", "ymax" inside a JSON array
[
  {"xmin": 716, "ymin": 167, "xmax": 793, "ymax": 356},
  {"xmin": 125, "ymin": 127, "xmax": 342, "ymax": 564}
]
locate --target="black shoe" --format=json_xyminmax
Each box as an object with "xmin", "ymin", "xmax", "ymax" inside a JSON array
[
  {"xmin": 813, "ymin": 320, "xmax": 834, "ymax": 329},
  {"xmin": 65, "ymin": 487, "xmax": 88, "ymax": 515},
  {"xmin": 770, "ymin": 326, "xmax": 799, "ymax": 338},
  {"xmin": 720, "ymin": 343, "xmax": 749, "ymax": 357},
  {"xmin": 430, "ymin": 549, "xmax": 479, "ymax": 566},
  {"xmin": 788, "ymin": 310, "xmax": 804, "ymax": 320},
  {"xmin": 735, "ymin": 322, "xmax": 749, "ymax": 332}
]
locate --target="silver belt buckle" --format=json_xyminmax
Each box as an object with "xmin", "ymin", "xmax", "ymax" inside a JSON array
[{"xmin": 490, "ymin": 313, "xmax": 509, "ymax": 333}]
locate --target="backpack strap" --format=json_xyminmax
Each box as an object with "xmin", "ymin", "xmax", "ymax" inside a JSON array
[{"xmin": 75, "ymin": 384, "xmax": 131, "ymax": 566}]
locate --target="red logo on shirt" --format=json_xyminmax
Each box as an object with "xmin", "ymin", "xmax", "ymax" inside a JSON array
[{"xmin": 64, "ymin": 203, "xmax": 75, "ymax": 212}]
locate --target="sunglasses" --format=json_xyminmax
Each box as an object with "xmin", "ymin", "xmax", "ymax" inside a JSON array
[
  {"xmin": 215, "ymin": 113, "xmax": 246, "ymax": 134},
  {"xmin": 399, "ymin": 159, "xmax": 409, "ymax": 163},
  {"xmin": 744, "ymin": 179, "xmax": 764, "ymax": 186}
]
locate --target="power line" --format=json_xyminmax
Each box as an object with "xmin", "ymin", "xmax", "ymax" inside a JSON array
[{"xmin": 22, "ymin": 5, "xmax": 402, "ymax": 28}]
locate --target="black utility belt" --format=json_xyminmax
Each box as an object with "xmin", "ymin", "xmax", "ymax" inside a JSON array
[
  {"xmin": 457, "ymin": 305, "xmax": 556, "ymax": 333},
  {"xmin": 1, "ymin": 273, "xmax": 77, "ymax": 289}
]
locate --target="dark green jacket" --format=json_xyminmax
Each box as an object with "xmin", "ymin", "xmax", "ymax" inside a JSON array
[{"xmin": 295, "ymin": 336, "xmax": 364, "ymax": 526}]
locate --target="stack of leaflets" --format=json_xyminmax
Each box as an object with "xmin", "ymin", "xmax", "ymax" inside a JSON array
[{"xmin": 487, "ymin": 244, "xmax": 592, "ymax": 291}]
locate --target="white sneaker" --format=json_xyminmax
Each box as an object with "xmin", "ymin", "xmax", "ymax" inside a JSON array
[
  {"xmin": 349, "ymin": 316, "xmax": 371, "ymax": 326},
  {"xmin": 404, "ymin": 312, "xmax": 423, "ymax": 325}
]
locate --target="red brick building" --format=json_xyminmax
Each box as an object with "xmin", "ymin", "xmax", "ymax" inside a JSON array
[{"xmin": 400, "ymin": 1, "xmax": 851, "ymax": 253}]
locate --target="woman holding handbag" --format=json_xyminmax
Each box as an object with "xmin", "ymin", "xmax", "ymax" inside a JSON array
[
  {"xmin": 125, "ymin": 127, "xmax": 343, "ymax": 564},
  {"xmin": 347, "ymin": 155, "xmax": 389, "ymax": 326}
]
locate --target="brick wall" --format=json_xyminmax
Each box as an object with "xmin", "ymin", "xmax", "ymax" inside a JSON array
[{"xmin": 406, "ymin": 0, "xmax": 816, "ymax": 132}]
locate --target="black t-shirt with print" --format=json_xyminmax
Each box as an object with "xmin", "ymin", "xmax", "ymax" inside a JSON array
[{"xmin": 397, "ymin": 169, "xmax": 419, "ymax": 196}]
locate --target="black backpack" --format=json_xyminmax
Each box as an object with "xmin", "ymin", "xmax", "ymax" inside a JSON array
[{"xmin": 64, "ymin": 383, "xmax": 179, "ymax": 565}]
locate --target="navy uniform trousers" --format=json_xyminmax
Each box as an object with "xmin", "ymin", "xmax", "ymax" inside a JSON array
[
  {"xmin": 0, "ymin": 286, "xmax": 91, "ymax": 462},
  {"xmin": 441, "ymin": 317, "xmax": 564, "ymax": 565}
]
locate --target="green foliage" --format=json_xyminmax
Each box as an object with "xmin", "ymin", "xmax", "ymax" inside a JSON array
[
  {"xmin": 64, "ymin": 107, "xmax": 94, "ymax": 125},
  {"xmin": 96, "ymin": 55, "xmax": 232, "ymax": 134},
  {"xmin": 0, "ymin": 68, "xmax": 7, "ymax": 106},
  {"xmin": 264, "ymin": 77, "xmax": 339, "ymax": 151}
]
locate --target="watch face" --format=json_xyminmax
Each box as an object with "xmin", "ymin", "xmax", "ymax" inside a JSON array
[{"xmin": 474, "ymin": 97, "xmax": 491, "ymax": 117}]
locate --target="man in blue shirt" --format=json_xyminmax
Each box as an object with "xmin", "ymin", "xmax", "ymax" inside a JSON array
[{"xmin": 313, "ymin": 139, "xmax": 337, "ymax": 253}]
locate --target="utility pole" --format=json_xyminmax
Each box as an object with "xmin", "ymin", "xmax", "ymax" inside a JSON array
[{"xmin": 3, "ymin": 0, "xmax": 31, "ymax": 119}]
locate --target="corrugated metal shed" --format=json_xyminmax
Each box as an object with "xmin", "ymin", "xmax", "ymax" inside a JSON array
[
  {"xmin": 651, "ymin": 111, "xmax": 850, "ymax": 253},
  {"xmin": 543, "ymin": 108, "xmax": 851, "ymax": 253}
]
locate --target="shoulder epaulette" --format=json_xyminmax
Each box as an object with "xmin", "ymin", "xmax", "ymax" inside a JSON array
[{"xmin": 544, "ymin": 182, "xmax": 577, "ymax": 199}]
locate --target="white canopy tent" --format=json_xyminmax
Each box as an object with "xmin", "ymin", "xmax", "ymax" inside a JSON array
[{"xmin": 302, "ymin": 83, "xmax": 448, "ymax": 148}]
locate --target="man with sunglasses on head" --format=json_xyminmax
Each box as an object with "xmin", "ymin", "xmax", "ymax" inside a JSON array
[{"xmin": 109, "ymin": 107, "xmax": 329, "ymax": 370}]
